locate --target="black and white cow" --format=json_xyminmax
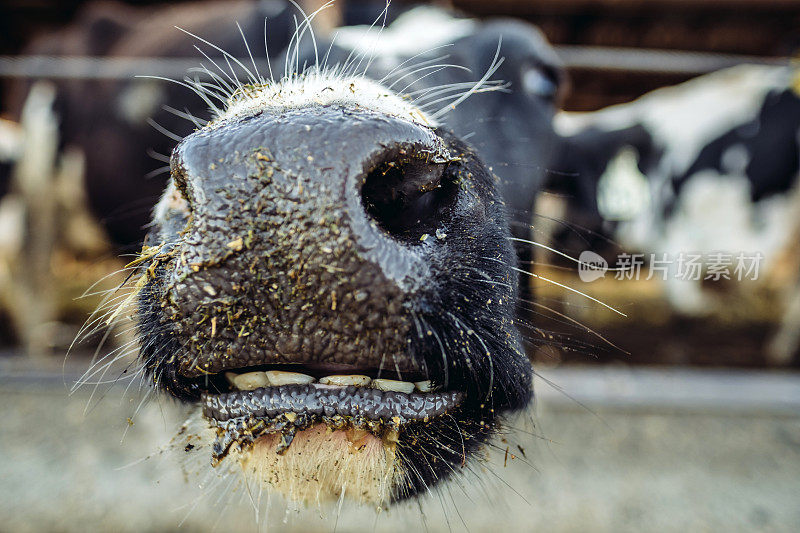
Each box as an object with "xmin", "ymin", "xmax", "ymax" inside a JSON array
[{"xmin": 548, "ymin": 65, "xmax": 800, "ymax": 363}]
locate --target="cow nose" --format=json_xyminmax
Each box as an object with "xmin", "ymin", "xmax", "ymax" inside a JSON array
[
  {"xmin": 170, "ymin": 107, "xmax": 455, "ymax": 287},
  {"xmin": 163, "ymin": 106, "xmax": 457, "ymax": 374}
]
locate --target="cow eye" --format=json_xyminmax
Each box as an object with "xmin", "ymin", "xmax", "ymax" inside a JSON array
[{"xmin": 521, "ymin": 66, "xmax": 558, "ymax": 99}]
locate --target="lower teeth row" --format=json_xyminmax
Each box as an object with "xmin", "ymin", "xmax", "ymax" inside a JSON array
[{"xmin": 225, "ymin": 370, "xmax": 432, "ymax": 394}]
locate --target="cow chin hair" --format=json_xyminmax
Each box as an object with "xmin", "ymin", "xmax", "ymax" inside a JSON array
[
  {"xmin": 168, "ymin": 410, "xmax": 404, "ymax": 510},
  {"xmin": 165, "ymin": 403, "xmax": 500, "ymax": 511},
  {"xmin": 163, "ymin": 408, "xmax": 529, "ymax": 522}
]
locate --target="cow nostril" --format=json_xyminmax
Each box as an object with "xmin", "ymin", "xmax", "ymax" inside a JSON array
[{"xmin": 361, "ymin": 156, "xmax": 455, "ymax": 241}]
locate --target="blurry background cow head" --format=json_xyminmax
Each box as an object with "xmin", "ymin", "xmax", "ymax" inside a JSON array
[{"xmin": 546, "ymin": 65, "xmax": 800, "ymax": 364}]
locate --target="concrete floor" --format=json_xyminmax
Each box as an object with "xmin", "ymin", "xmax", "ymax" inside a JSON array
[{"xmin": 1, "ymin": 361, "xmax": 799, "ymax": 532}]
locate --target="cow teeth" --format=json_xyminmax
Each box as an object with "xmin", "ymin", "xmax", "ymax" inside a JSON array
[
  {"xmin": 372, "ymin": 379, "xmax": 415, "ymax": 394},
  {"xmin": 319, "ymin": 375, "xmax": 371, "ymax": 386},
  {"xmin": 230, "ymin": 371, "xmax": 269, "ymax": 391},
  {"xmin": 414, "ymin": 380, "xmax": 433, "ymax": 392},
  {"xmin": 265, "ymin": 371, "xmax": 315, "ymax": 386}
]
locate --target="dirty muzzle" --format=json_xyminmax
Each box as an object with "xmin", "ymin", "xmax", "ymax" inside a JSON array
[{"xmin": 161, "ymin": 107, "xmax": 459, "ymax": 379}]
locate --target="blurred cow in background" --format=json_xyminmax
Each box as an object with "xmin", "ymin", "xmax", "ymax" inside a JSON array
[
  {"xmin": 4, "ymin": 0, "xmax": 300, "ymax": 248},
  {"xmin": 547, "ymin": 65, "xmax": 800, "ymax": 363}
]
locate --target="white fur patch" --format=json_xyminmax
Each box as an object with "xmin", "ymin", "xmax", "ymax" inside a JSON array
[
  {"xmin": 596, "ymin": 146, "xmax": 651, "ymax": 221},
  {"xmin": 170, "ymin": 411, "xmax": 404, "ymax": 507},
  {"xmin": 333, "ymin": 6, "xmax": 476, "ymax": 58},
  {"xmin": 240, "ymin": 425, "xmax": 402, "ymax": 506},
  {"xmin": 626, "ymin": 171, "xmax": 800, "ymax": 314},
  {"xmin": 657, "ymin": 172, "xmax": 798, "ymax": 268},
  {"xmin": 152, "ymin": 181, "xmax": 188, "ymax": 226},
  {"xmin": 555, "ymin": 65, "xmax": 790, "ymax": 179},
  {"xmin": 213, "ymin": 73, "xmax": 436, "ymax": 128}
]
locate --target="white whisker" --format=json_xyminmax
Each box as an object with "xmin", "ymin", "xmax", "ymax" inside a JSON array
[
  {"xmin": 505, "ymin": 261, "xmax": 628, "ymax": 317},
  {"xmin": 432, "ymin": 38, "xmax": 505, "ymax": 120},
  {"xmin": 177, "ymin": 26, "xmax": 258, "ymax": 86}
]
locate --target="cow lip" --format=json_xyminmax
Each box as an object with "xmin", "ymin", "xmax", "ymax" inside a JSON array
[
  {"xmin": 186, "ymin": 359, "xmax": 463, "ymax": 455},
  {"xmin": 202, "ymin": 384, "xmax": 463, "ymax": 423},
  {"xmin": 197, "ymin": 361, "xmax": 457, "ymax": 420},
  {"xmin": 201, "ymin": 383, "xmax": 464, "ymax": 462}
]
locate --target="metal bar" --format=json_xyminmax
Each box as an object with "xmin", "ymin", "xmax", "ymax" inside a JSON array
[
  {"xmin": 0, "ymin": 48, "xmax": 792, "ymax": 81},
  {"xmin": 556, "ymin": 45, "xmax": 793, "ymax": 75},
  {"xmin": 535, "ymin": 366, "xmax": 800, "ymax": 415},
  {"xmin": 0, "ymin": 55, "xmax": 273, "ymax": 80},
  {"xmin": 457, "ymin": 0, "xmax": 800, "ymax": 9}
]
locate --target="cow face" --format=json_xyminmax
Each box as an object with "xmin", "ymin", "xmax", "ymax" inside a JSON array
[{"xmin": 134, "ymin": 68, "xmax": 532, "ymax": 505}]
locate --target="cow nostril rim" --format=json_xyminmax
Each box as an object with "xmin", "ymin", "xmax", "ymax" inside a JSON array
[
  {"xmin": 169, "ymin": 160, "xmax": 193, "ymax": 207},
  {"xmin": 361, "ymin": 155, "xmax": 454, "ymax": 241}
]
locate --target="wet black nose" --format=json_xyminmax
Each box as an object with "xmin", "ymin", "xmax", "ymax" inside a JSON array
[
  {"xmin": 172, "ymin": 107, "xmax": 456, "ymax": 284},
  {"xmin": 164, "ymin": 107, "xmax": 456, "ymax": 375}
]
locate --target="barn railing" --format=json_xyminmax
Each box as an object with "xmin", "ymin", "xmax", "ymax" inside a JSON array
[{"xmin": 0, "ymin": 47, "xmax": 792, "ymax": 80}]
